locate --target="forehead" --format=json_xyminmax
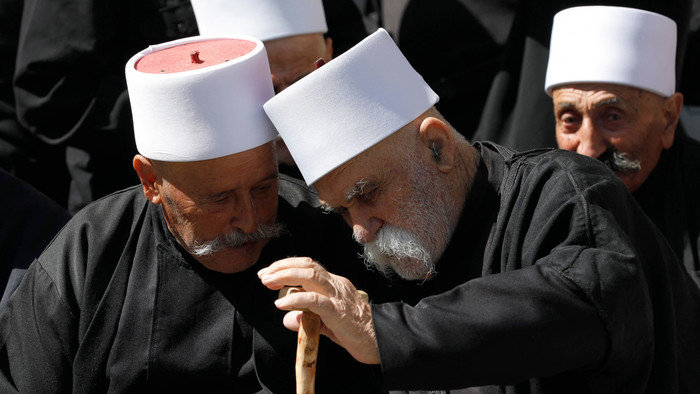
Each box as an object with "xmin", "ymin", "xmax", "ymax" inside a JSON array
[
  {"xmin": 265, "ymin": 34, "xmax": 325, "ymax": 70},
  {"xmin": 552, "ymin": 83, "xmax": 649, "ymax": 105},
  {"xmin": 166, "ymin": 143, "xmax": 278, "ymax": 194},
  {"xmin": 315, "ymin": 148, "xmax": 385, "ymax": 204}
]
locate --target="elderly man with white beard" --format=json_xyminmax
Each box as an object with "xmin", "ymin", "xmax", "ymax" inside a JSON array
[{"xmin": 258, "ymin": 28, "xmax": 700, "ymax": 393}]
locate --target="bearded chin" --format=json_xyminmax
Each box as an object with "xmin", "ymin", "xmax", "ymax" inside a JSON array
[{"xmin": 357, "ymin": 225, "xmax": 437, "ymax": 281}]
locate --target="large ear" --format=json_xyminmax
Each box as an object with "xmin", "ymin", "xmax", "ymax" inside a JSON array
[
  {"xmin": 418, "ymin": 117, "xmax": 455, "ymax": 173},
  {"xmin": 661, "ymin": 92, "xmax": 683, "ymax": 149},
  {"xmin": 132, "ymin": 154, "xmax": 162, "ymax": 204},
  {"xmin": 324, "ymin": 37, "xmax": 334, "ymax": 61}
]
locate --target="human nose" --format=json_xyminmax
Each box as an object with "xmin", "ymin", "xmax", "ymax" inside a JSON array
[
  {"xmin": 231, "ymin": 194, "xmax": 259, "ymax": 234},
  {"xmin": 350, "ymin": 207, "xmax": 383, "ymax": 244},
  {"xmin": 576, "ymin": 118, "xmax": 607, "ymax": 158}
]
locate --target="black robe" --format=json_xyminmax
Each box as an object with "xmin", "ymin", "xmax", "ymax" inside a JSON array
[
  {"xmin": 373, "ymin": 143, "xmax": 700, "ymax": 393},
  {"xmin": 633, "ymin": 131, "xmax": 700, "ymax": 287},
  {"xmin": 0, "ymin": 175, "xmax": 389, "ymax": 393},
  {"xmin": 0, "ymin": 168, "xmax": 70, "ymax": 293}
]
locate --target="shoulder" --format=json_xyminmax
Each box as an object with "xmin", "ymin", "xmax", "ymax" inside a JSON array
[
  {"xmin": 38, "ymin": 186, "xmax": 150, "ymax": 280},
  {"xmin": 505, "ymin": 148, "xmax": 629, "ymax": 201}
]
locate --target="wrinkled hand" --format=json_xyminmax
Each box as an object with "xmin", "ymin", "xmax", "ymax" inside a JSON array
[{"xmin": 258, "ymin": 257, "xmax": 380, "ymax": 364}]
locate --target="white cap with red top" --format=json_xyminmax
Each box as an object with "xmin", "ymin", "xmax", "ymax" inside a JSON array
[{"xmin": 125, "ymin": 35, "xmax": 277, "ymax": 162}]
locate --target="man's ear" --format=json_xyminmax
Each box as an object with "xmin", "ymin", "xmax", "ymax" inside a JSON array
[
  {"xmin": 418, "ymin": 117, "xmax": 455, "ymax": 173},
  {"xmin": 132, "ymin": 155, "xmax": 162, "ymax": 205},
  {"xmin": 660, "ymin": 92, "xmax": 683, "ymax": 150},
  {"xmin": 324, "ymin": 37, "xmax": 334, "ymax": 61}
]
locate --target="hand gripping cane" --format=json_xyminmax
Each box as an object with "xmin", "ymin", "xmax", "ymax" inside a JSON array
[{"xmin": 279, "ymin": 286, "xmax": 368, "ymax": 394}]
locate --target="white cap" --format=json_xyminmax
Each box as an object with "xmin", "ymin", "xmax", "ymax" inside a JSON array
[
  {"xmin": 191, "ymin": 0, "xmax": 327, "ymax": 42},
  {"xmin": 263, "ymin": 28, "xmax": 439, "ymax": 185},
  {"xmin": 545, "ymin": 6, "xmax": 677, "ymax": 97},
  {"xmin": 125, "ymin": 35, "xmax": 278, "ymax": 162}
]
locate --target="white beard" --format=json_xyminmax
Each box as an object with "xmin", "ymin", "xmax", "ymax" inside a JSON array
[{"xmin": 357, "ymin": 161, "xmax": 453, "ymax": 281}]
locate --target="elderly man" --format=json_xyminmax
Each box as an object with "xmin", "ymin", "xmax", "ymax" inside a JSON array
[
  {"xmin": 0, "ymin": 35, "xmax": 388, "ymax": 393},
  {"xmin": 259, "ymin": 28, "xmax": 700, "ymax": 392},
  {"xmin": 192, "ymin": 0, "xmax": 339, "ymax": 179},
  {"xmin": 545, "ymin": 6, "xmax": 700, "ymax": 287}
]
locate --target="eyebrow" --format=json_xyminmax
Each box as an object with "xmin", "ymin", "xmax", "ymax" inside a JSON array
[
  {"xmin": 555, "ymin": 97, "xmax": 621, "ymax": 111},
  {"xmin": 593, "ymin": 97, "xmax": 621, "ymax": 108},
  {"xmin": 555, "ymin": 102, "xmax": 577, "ymax": 111},
  {"xmin": 205, "ymin": 173, "xmax": 278, "ymax": 201},
  {"xmin": 344, "ymin": 179, "xmax": 371, "ymax": 204}
]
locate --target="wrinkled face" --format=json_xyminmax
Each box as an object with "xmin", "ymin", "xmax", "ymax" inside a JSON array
[
  {"xmin": 314, "ymin": 135, "xmax": 453, "ymax": 281},
  {"xmin": 265, "ymin": 33, "xmax": 332, "ymax": 94},
  {"xmin": 158, "ymin": 143, "xmax": 281, "ymax": 273},
  {"xmin": 553, "ymin": 83, "xmax": 675, "ymax": 192}
]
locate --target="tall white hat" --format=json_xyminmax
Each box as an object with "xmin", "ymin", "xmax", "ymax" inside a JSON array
[
  {"xmin": 125, "ymin": 35, "xmax": 278, "ymax": 161},
  {"xmin": 191, "ymin": 0, "xmax": 327, "ymax": 41},
  {"xmin": 545, "ymin": 6, "xmax": 677, "ymax": 97},
  {"xmin": 263, "ymin": 28, "xmax": 439, "ymax": 185}
]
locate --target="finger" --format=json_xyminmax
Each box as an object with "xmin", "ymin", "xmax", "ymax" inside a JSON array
[
  {"xmin": 282, "ymin": 310, "xmax": 303, "ymax": 331},
  {"xmin": 257, "ymin": 257, "xmax": 319, "ymax": 277},
  {"xmin": 282, "ymin": 304, "xmax": 341, "ymax": 345},
  {"xmin": 274, "ymin": 290, "xmax": 328, "ymax": 313},
  {"xmin": 260, "ymin": 263, "xmax": 338, "ymax": 295}
]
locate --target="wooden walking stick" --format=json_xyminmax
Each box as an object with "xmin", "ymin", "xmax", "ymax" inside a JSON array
[
  {"xmin": 279, "ymin": 286, "xmax": 368, "ymax": 394},
  {"xmin": 279, "ymin": 286, "xmax": 320, "ymax": 394}
]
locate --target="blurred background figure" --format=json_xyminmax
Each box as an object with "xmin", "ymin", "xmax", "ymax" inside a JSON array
[
  {"xmin": 0, "ymin": 168, "xmax": 70, "ymax": 308},
  {"xmin": 679, "ymin": 0, "xmax": 700, "ymax": 141},
  {"xmin": 0, "ymin": 0, "xmax": 71, "ymax": 207},
  {"xmin": 398, "ymin": 0, "xmax": 518, "ymax": 140},
  {"xmin": 7, "ymin": 0, "xmax": 199, "ymax": 214}
]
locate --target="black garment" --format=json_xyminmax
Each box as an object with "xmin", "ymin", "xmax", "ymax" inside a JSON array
[
  {"xmin": 0, "ymin": 0, "xmax": 71, "ymax": 206},
  {"xmin": 0, "ymin": 176, "xmax": 389, "ymax": 393},
  {"xmin": 398, "ymin": 0, "xmax": 518, "ymax": 139},
  {"xmin": 473, "ymin": 0, "xmax": 692, "ymax": 151},
  {"xmin": 322, "ymin": 0, "xmax": 369, "ymax": 56},
  {"xmin": 13, "ymin": 0, "xmax": 199, "ymax": 214},
  {"xmin": 679, "ymin": 0, "xmax": 700, "ymax": 106},
  {"xmin": 372, "ymin": 143, "xmax": 700, "ymax": 392},
  {"xmin": 0, "ymin": 168, "xmax": 70, "ymax": 292},
  {"xmin": 633, "ymin": 131, "xmax": 700, "ymax": 287}
]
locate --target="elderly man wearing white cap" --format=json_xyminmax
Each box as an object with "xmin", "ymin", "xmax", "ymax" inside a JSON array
[
  {"xmin": 545, "ymin": 5, "xmax": 700, "ymax": 287},
  {"xmin": 192, "ymin": 0, "xmax": 336, "ymax": 178},
  {"xmin": 0, "ymin": 35, "xmax": 390, "ymax": 393},
  {"xmin": 258, "ymin": 28, "xmax": 700, "ymax": 392}
]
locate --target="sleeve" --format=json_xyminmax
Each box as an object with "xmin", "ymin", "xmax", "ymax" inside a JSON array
[
  {"xmin": 372, "ymin": 264, "xmax": 608, "ymax": 390},
  {"xmin": 0, "ymin": 261, "xmax": 78, "ymax": 392},
  {"xmin": 371, "ymin": 154, "xmax": 660, "ymax": 391}
]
